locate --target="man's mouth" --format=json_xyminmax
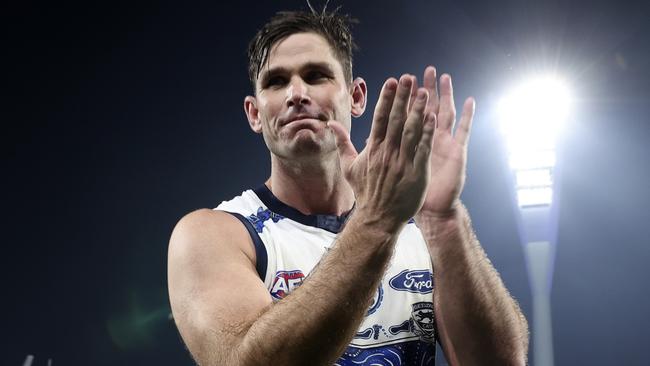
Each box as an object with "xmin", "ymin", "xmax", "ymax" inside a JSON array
[
  {"xmin": 282, "ymin": 113, "xmax": 327, "ymax": 126},
  {"xmin": 287, "ymin": 117, "xmax": 317, "ymax": 125},
  {"xmin": 285, "ymin": 116, "xmax": 316, "ymax": 125}
]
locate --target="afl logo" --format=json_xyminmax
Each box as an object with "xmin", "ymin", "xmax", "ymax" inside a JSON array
[
  {"xmin": 389, "ymin": 269, "xmax": 433, "ymax": 294},
  {"xmin": 270, "ymin": 270, "xmax": 305, "ymax": 300}
]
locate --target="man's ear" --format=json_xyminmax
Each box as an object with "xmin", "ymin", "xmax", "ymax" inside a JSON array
[
  {"xmin": 244, "ymin": 95, "xmax": 263, "ymax": 133},
  {"xmin": 350, "ymin": 77, "xmax": 367, "ymax": 118}
]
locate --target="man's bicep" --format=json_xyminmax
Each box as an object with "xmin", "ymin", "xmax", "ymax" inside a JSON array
[{"xmin": 167, "ymin": 209, "xmax": 273, "ymax": 365}]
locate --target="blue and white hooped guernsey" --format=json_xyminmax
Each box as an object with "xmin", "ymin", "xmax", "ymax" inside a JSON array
[{"xmin": 216, "ymin": 185, "xmax": 437, "ymax": 366}]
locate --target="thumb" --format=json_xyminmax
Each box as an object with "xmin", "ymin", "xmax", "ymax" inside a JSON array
[{"xmin": 327, "ymin": 120, "xmax": 358, "ymax": 174}]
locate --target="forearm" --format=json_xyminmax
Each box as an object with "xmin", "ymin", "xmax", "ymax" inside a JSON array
[
  {"xmin": 234, "ymin": 214, "xmax": 400, "ymax": 366},
  {"xmin": 416, "ymin": 203, "xmax": 528, "ymax": 365}
]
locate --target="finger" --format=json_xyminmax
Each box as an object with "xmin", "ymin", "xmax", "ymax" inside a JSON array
[
  {"xmin": 423, "ymin": 66, "xmax": 439, "ymax": 115},
  {"xmin": 437, "ymin": 74, "xmax": 456, "ymax": 132},
  {"xmin": 407, "ymin": 75, "xmax": 418, "ymax": 112},
  {"xmin": 368, "ymin": 78, "xmax": 398, "ymax": 143},
  {"xmin": 400, "ymin": 88, "xmax": 429, "ymax": 161},
  {"xmin": 413, "ymin": 111, "xmax": 436, "ymax": 171},
  {"xmin": 455, "ymin": 97, "xmax": 475, "ymax": 147},
  {"xmin": 385, "ymin": 74, "xmax": 414, "ymax": 149},
  {"xmin": 327, "ymin": 120, "xmax": 358, "ymax": 175}
]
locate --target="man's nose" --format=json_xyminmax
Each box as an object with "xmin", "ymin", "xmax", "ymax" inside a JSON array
[{"xmin": 285, "ymin": 77, "xmax": 311, "ymax": 107}]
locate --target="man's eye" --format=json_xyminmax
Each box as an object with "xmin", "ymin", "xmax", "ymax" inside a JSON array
[
  {"xmin": 306, "ymin": 71, "xmax": 329, "ymax": 81},
  {"xmin": 266, "ymin": 77, "xmax": 286, "ymax": 87}
]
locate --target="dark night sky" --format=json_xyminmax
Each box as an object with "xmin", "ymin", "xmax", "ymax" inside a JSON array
[{"xmin": 5, "ymin": 0, "xmax": 650, "ymax": 365}]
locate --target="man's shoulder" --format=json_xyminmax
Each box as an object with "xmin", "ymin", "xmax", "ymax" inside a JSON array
[
  {"xmin": 169, "ymin": 185, "xmax": 263, "ymax": 252},
  {"xmin": 169, "ymin": 208, "xmax": 254, "ymax": 262},
  {"xmin": 172, "ymin": 209, "xmax": 244, "ymax": 244}
]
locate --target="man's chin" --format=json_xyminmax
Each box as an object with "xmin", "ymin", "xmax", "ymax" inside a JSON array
[{"xmin": 285, "ymin": 131, "xmax": 335, "ymax": 155}]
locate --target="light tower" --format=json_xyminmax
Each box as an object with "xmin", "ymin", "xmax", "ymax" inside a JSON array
[{"xmin": 498, "ymin": 75, "xmax": 572, "ymax": 366}]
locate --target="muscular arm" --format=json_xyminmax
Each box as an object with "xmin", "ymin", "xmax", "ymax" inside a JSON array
[
  {"xmin": 417, "ymin": 205, "xmax": 528, "ymax": 365},
  {"xmin": 168, "ymin": 209, "xmax": 399, "ymax": 366}
]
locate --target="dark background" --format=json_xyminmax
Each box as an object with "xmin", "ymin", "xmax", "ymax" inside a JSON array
[{"xmin": 5, "ymin": 0, "xmax": 649, "ymax": 365}]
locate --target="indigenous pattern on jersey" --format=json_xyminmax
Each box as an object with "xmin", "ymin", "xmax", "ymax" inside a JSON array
[{"xmin": 216, "ymin": 185, "xmax": 437, "ymax": 366}]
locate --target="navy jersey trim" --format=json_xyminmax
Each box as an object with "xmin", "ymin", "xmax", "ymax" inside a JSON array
[
  {"xmin": 224, "ymin": 211, "xmax": 268, "ymax": 281},
  {"xmin": 253, "ymin": 184, "xmax": 353, "ymax": 234},
  {"xmin": 252, "ymin": 185, "xmax": 415, "ymax": 233}
]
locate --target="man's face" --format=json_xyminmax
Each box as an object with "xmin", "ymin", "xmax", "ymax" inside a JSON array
[{"xmin": 245, "ymin": 32, "xmax": 360, "ymax": 160}]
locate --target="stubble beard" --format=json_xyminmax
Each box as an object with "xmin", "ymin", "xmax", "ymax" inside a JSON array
[{"xmin": 272, "ymin": 126, "xmax": 338, "ymax": 167}]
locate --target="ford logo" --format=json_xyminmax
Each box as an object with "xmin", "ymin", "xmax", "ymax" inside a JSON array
[{"xmin": 389, "ymin": 269, "xmax": 434, "ymax": 293}]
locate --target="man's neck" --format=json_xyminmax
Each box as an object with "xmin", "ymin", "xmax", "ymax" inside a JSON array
[{"xmin": 267, "ymin": 153, "xmax": 355, "ymax": 216}]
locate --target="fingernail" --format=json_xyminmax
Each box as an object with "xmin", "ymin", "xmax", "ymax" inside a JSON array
[
  {"xmin": 399, "ymin": 75, "xmax": 411, "ymax": 87},
  {"xmin": 418, "ymin": 90, "xmax": 427, "ymax": 100}
]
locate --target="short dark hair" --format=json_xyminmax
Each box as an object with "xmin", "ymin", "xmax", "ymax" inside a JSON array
[{"xmin": 247, "ymin": 6, "xmax": 358, "ymax": 92}]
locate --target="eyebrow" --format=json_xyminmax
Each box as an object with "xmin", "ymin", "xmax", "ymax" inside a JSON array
[{"xmin": 258, "ymin": 62, "xmax": 336, "ymax": 86}]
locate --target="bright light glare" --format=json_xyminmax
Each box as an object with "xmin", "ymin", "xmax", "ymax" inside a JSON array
[
  {"xmin": 516, "ymin": 169, "xmax": 553, "ymax": 187},
  {"xmin": 499, "ymin": 75, "xmax": 571, "ymax": 208},
  {"xmin": 517, "ymin": 187, "xmax": 553, "ymax": 207},
  {"xmin": 509, "ymin": 150, "xmax": 556, "ymax": 170},
  {"xmin": 498, "ymin": 76, "xmax": 572, "ymax": 151}
]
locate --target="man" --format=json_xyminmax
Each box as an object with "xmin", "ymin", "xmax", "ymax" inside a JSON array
[{"xmin": 168, "ymin": 8, "xmax": 528, "ymax": 366}]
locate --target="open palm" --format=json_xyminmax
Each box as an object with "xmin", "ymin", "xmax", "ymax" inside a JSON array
[{"xmin": 412, "ymin": 67, "xmax": 475, "ymax": 215}]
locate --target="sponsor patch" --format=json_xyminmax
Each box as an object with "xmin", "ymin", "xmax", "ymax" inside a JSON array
[
  {"xmin": 389, "ymin": 269, "xmax": 434, "ymax": 294},
  {"xmin": 270, "ymin": 270, "xmax": 305, "ymax": 300}
]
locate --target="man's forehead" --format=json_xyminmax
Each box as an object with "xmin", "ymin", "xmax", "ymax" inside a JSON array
[{"xmin": 266, "ymin": 32, "xmax": 337, "ymax": 68}]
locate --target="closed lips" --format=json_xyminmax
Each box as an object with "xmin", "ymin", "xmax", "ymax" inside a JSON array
[{"xmin": 283, "ymin": 115, "xmax": 320, "ymax": 125}]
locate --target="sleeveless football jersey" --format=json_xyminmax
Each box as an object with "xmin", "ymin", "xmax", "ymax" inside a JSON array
[{"xmin": 216, "ymin": 185, "xmax": 437, "ymax": 365}]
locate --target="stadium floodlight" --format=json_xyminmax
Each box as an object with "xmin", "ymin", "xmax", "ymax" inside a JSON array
[
  {"xmin": 498, "ymin": 75, "xmax": 572, "ymax": 208},
  {"xmin": 498, "ymin": 74, "xmax": 572, "ymax": 366}
]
